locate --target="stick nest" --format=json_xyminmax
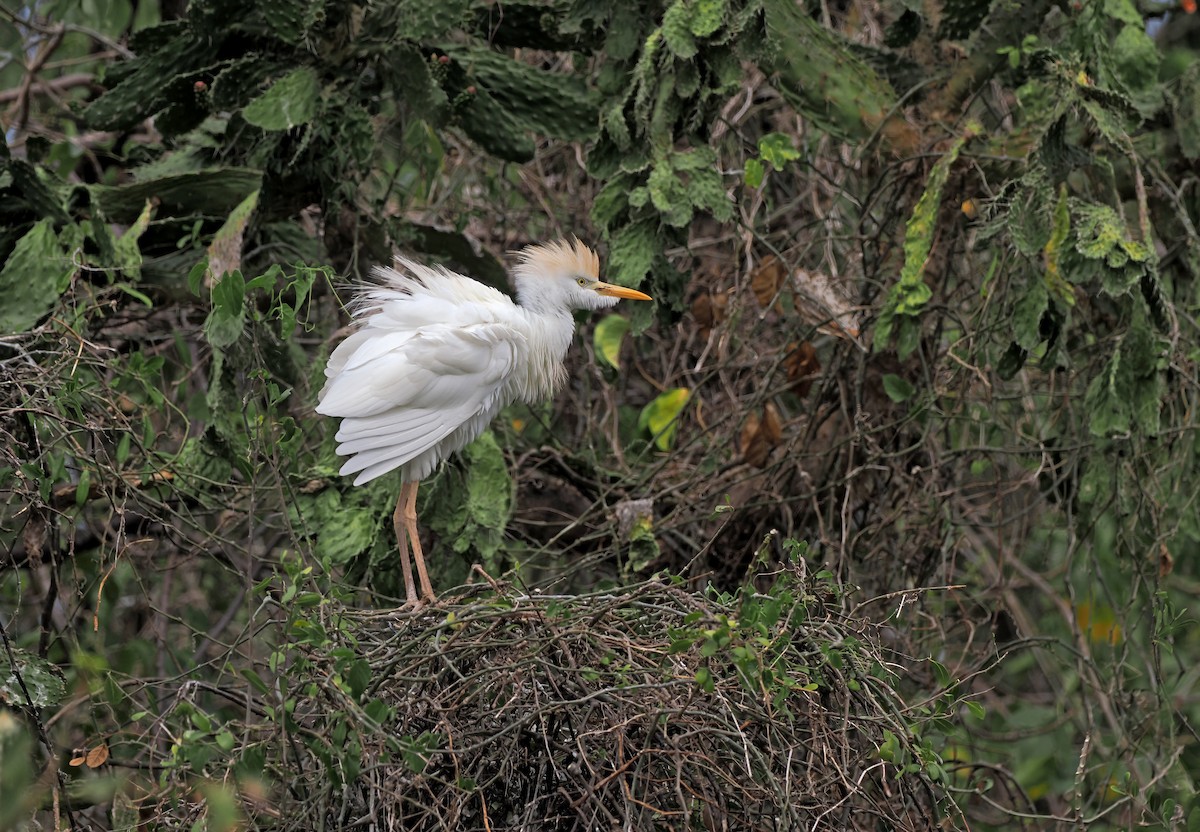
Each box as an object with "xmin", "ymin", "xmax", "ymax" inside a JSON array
[{"xmin": 280, "ymin": 569, "xmax": 952, "ymax": 831}]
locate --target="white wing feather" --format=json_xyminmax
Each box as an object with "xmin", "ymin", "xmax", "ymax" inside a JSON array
[{"xmin": 316, "ymin": 262, "xmax": 529, "ymax": 484}]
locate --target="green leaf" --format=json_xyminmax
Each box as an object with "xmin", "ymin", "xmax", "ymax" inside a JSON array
[
  {"xmin": 594, "ymin": 315, "xmax": 631, "ymax": 369},
  {"xmin": 0, "ymin": 219, "xmax": 73, "ymax": 335},
  {"xmin": 0, "ymin": 648, "xmax": 66, "ymax": 708},
  {"xmin": 1012, "ymin": 277, "xmax": 1048, "ymax": 352},
  {"xmin": 91, "ymin": 168, "xmax": 263, "ymax": 224},
  {"xmin": 204, "ymin": 270, "xmax": 246, "ymax": 348},
  {"xmin": 690, "ymin": 0, "xmax": 727, "ymax": 37},
  {"xmin": 662, "ymin": 1, "xmax": 697, "ymax": 59},
  {"xmin": 758, "ymin": 132, "xmax": 801, "ymax": 170},
  {"xmin": 608, "ymin": 221, "xmax": 659, "ymax": 289},
  {"xmin": 695, "ymin": 666, "xmax": 714, "ymax": 692},
  {"xmin": 878, "ymin": 729, "xmax": 899, "ymax": 762},
  {"xmin": 188, "ymin": 259, "xmax": 209, "ymax": 296},
  {"xmin": 242, "ymin": 67, "xmax": 320, "ymax": 131},
  {"xmin": 113, "ymin": 199, "xmax": 154, "ymax": 276},
  {"xmin": 592, "ymin": 175, "xmax": 632, "ymax": 227},
  {"xmin": 76, "ymin": 470, "xmax": 92, "ymax": 509},
  {"xmin": 1111, "ymin": 25, "xmax": 1161, "ymax": 115},
  {"xmin": 881, "ymin": 374, "xmax": 915, "ymax": 403},
  {"xmin": 638, "ymin": 387, "xmax": 689, "ymax": 451},
  {"xmin": 1084, "ymin": 354, "xmax": 1130, "ymax": 437},
  {"xmin": 743, "ymin": 157, "xmax": 765, "ymax": 188}
]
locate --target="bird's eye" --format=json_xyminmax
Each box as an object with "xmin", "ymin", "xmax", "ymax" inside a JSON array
[{"xmin": 576, "ymin": 277, "xmax": 588, "ymax": 286}]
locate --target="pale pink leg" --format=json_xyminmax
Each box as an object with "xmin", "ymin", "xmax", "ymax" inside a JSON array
[{"xmin": 393, "ymin": 486, "xmax": 419, "ymax": 606}]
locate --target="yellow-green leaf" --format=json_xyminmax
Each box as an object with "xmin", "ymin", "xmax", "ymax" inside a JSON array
[
  {"xmin": 594, "ymin": 314, "xmax": 631, "ymax": 368},
  {"xmin": 638, "ymin": 387, "xmax": 689, "ymax": 451},
  {"xmin": 1043, "ymin": 184, "xmax": 1074, "ymax": 306},
  {"xmin": 207, "ymin": 189, "xmax": 260, "ymax": 284}
]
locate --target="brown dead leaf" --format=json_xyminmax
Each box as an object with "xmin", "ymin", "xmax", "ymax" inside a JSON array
[
  {"xmin": 750, "ymin": 255, "xmax": 785, "ymax": 310},
  {"xmin": 1158, "ymin": 542, "xmax": 1174, "ymax": 578},
  {"xmin": 740, "ymin": 404, "xmax": 783, "ymax": 468},
  {"xmin": 691, "ymin": 291, "xmax": 729, "ymax": 340},
  {"xmin": 86, "ymin": 743, "xmax": 110, "ymax": 768},
  {"xmin": 68, "ymin": 753, "xmax": 86, "ymax": 767},
  {"xmin": 785, "ymin": 341, "xmax": 821, "ymax": 397}
]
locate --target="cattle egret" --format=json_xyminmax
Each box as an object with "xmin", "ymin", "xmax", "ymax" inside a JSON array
[{"xmin": 316, "ymin": 239, "xmax": 652, "ymax": 607}]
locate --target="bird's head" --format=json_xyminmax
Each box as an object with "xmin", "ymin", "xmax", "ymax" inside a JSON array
[{"xmin": 513, "ymin": 238, "xmax": 652, "ymax": 313}]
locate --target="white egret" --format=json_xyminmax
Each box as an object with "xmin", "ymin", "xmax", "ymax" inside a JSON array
[{"xmin": 316, "ymin": 239, "xmax": 652, "ymax": 606}]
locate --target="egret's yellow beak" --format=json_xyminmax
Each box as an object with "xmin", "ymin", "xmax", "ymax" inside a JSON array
[{"xmin": 595, "ymin": 282, "xmax": 653, "ymax": 301}]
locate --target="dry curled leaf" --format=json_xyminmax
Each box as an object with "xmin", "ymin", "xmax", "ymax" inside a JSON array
[
  {"xmin": 86, "ymin": 743, "xmax": 110, "ymax": 768},
  {"xmin": 691, "ymin": 291, "xmax": 729, "ymax": 340},
  {"xmin": 785, "ymin": 341, "xmax": 821, "ymax": 397},
  {"xmin": 750, "ymin": 255, "xmax": 785, "ymax": 310},
  {"xmin": 740, "ymin": 403, "xmax": 783, "ymax": 468}
]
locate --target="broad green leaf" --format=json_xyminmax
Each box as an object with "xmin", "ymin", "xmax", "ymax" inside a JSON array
[
  {"xmin": 765, "ymin": 0, "xmax": 906, "ymax": 144},
  {"xmin": 639, "ymin": 387, "xmax": 689, "ymax": 451},
  {"xmin": 243, "ymin": 67, "xmax": 319, "ymax": 131},
  {"xmin": 881, "ymin": 374, "xmax": 915, "ymax": 403},
  {"xmin": 0, "ymin": 219, "xmax": 73, "ymax": 335},
  {"xmin": 0, "ymin": 648, "xmax": 66, "ymax": 708},
  {"xmin": 1103, "ymin": 0, "xmax": 1142, "ymax": 27},
  {"xmin": 608, "ymin": 221, "xmax": 659, "ymax": 289},
  {"xmin": 1012, "ymin": 277, "xmax": 1048, "ymax": 351},
  {"xmin": 204, "ymin": 269, "xmax": 246, "ymax": 348},
  {"xmin": 1111, "ymin": 25, "xmax": 1161, "ymax": 114},
  {"xmin": 744, "ymin": 157, "xmax": 765, "ymax": 188},
  {"xmin": 594, "ymin": 314, "xmax": 631, "ymax": 369}
]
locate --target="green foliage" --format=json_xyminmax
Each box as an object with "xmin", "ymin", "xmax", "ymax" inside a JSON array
[
  {"xmin": 586, "ymin": 0, "xmax": 767, "ymax": 311},
  {"xmin": 0, "ymin": 220, "xmax": 72, "ymax": 335},
  {"xmin": 594, "ymin": 314, "xmax": 631, "ymax": 368},
  {"xmin": 748, "ymin": 131, "xmax": 802, "ymax": 188},
  {"xmin": 1082, "ymin": 308, "xmax": 1166, "ymax": 437},
  {"xmin": 639, "ymin": 387, "xmax": 689, "ymax": 450},
  {"xmin": 242, "ymin": 67, "xmax": 320, "ymax": 131},
  {"xmin": 874, "ymin": 124, "xmax": 976, "ymax": 358},
  {"xmin": 5, "ymin": 0, "xmax": 1200, "ymax": 828},
  {"xmin": 764, "ymin": 0, "xmax": 905, "ymax": 145},
  {"xmin": 0, "ymin": 711, "xmax": 36, "ymax": 830},
  {"xmin": 0, "ymin": 649, "xmax": 66, "ymax": 709},
  {"xmin": 420, "ymin": 431, "xmax": 513, "ymax": 572},
  {"xmin": 449, "ymin": 46, "xmax": 599, "ymax": 162}
]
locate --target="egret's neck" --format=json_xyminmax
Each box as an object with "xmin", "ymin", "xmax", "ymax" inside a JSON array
[{"xmin": 512, "ymin": 289, "xmax": 576, "ymax": 403}]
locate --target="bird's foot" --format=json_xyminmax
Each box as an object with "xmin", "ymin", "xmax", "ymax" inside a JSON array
[{"xmin": 400, "ymin": 592, "xmax": 438, "ymax": 612}]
